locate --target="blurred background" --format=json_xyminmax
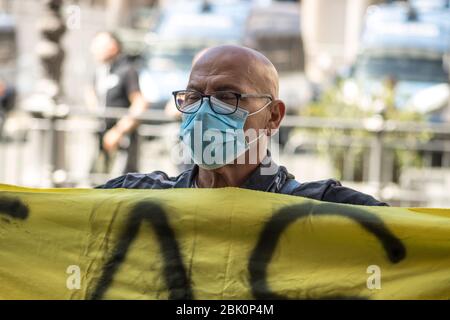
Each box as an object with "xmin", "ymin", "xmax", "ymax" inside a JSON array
[{"xmin": 0, "ymin": 0, "xmax": 449, "ymax": 206}]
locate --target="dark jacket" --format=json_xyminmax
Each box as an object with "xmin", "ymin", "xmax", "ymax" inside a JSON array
[{"xmin": 97, "ymin": 155, "xmax": 388, "ymax": 207}]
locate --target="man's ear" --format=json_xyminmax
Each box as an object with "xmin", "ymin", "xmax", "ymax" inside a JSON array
[{"xmin": 266, "ymin": 100, "xmax": 286, "ymax": 135}]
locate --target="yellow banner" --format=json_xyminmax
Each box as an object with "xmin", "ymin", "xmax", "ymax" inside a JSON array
[{"xmin": 0, "ymin": 184, "xmax": 449, "ymax": 300}]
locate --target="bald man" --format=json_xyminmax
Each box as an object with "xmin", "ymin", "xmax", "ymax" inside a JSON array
[{"xmin": 98, "ymin": 45, "xmax": 387, "ymax": 206}]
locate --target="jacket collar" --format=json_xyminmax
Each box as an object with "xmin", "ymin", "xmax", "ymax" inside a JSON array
[{"xmin": 174, "ymin": 153, "xmax": 289, "ymax": 192}]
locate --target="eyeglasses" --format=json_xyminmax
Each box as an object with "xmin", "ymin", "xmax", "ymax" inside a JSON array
[{"xmin": 172, "ymin": 90, "xmax": 273, "ymax": 115}]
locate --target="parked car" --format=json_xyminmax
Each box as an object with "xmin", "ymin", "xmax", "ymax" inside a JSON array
[
  {"xmin": 340, "ymin": 1, "xmax": 450, "ymax": 120},
  {"xmin": 139, "ymin": 0, "xmax": 312, "ymax": 115},
  {"xmin": 139, "ymin": 0, "xmax": 251, "ymax": 110}
]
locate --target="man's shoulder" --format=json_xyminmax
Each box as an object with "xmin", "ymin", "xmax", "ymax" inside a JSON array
[
  {"xmin": 112, "ymin": 56, "xmax": 137, "ymax": 75},
  {"xmin": 96, "ymin": 170, "xmax": 187, "ymax": 189},
  {"xmin": 291, "ymin": 179, "xmax": 388, "ymax": 206}
]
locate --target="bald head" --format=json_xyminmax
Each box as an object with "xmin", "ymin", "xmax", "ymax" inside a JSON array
[
  {"xmin": 190, "ymin": 45, "xmax": 279, "ymax": 99},
  {"xmin": 91, "ymin": 32, "xmax": 121, "ymax": 63}
]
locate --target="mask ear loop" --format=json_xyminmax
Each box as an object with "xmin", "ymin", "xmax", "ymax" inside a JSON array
[
  {"xmin": 247, "ymin": 99, "xmax": 274, "ymax": 141},
  {"xmin": 247, "ymin": 100, "xmax": 272, "ymax": 117},
  {"xmin": 242, "ymin": 99, "xmax": 273, "ymax": 145},
  {"xmin": 243, "ymin": 101, "xmax": 273, "ymax": 145}
]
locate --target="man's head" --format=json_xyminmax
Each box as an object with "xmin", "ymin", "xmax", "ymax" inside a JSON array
[
  {"xmin": 186, "ymin": 45, "xmax": 285, "ymax": 158},
  {"xmin": 190, "ymin": 45, "xmax": 280, "ymax": 98},
  {"xmin": 90, "ymin": 31, "xmax": 122, "ymax": 64}
]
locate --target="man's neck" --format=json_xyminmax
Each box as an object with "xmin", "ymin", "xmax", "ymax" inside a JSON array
[
  {"xmin": 196, "ymin": 162, "xmax": 261, "ymax": 188},
  {"xmin": 102, "ymin": 54, "xmax": 120, "ymax": 68},
  {"xmin": 196, "ymin": 143, "xmax": 269, "ymax": 188}
]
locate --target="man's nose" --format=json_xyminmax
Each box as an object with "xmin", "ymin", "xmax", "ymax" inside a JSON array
[{"xmin": 198, "ymin": 94, "xmax": 212, "ymax": 105}]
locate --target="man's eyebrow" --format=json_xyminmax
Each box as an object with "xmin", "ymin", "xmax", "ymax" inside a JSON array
[{"xmin": 186, "ymin": 84, "xmax": 244, "ymax": 93}]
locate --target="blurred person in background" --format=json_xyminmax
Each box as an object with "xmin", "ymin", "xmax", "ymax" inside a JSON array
[{"xmin": 86, "ymin": 31, "xmax": 148, "ymax": 174}]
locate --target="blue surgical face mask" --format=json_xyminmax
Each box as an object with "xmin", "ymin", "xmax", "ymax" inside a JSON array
[{"xmin": 179, "ymin": 97, "xmax": 270, "ymax": 170}]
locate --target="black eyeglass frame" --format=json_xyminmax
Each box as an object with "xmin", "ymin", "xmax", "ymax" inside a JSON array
[{"xmin": 172, "ymin": 90, "xmax": 273, "ymax": 115}]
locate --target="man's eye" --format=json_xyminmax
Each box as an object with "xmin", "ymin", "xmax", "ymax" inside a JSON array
[
  {"xmin": 215, "ymin": 92, "xmax": 237, "ymax": 103},
  {"xmin": 185, "ymin": 94, "xmax": 199, "ymax": 103}
]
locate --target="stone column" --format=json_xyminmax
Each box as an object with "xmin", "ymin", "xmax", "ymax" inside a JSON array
[
  {"xmin": 36, "ymin": 0, "xmax": 66, "ymax": 100},
  {"xmin": 36, "ymin": 0, "xmax": 68, "ymax": 186}
]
